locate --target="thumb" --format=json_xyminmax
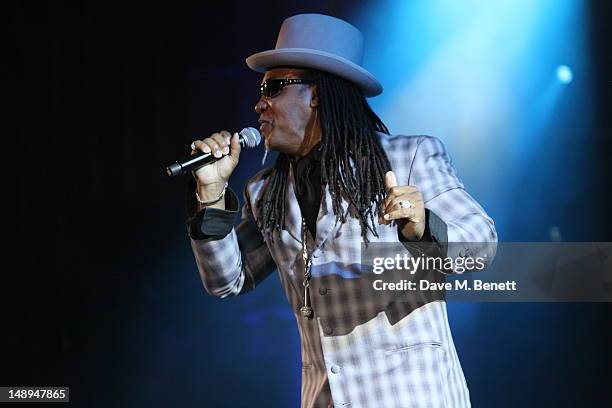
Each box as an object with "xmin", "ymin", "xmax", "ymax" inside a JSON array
[
  {"xmin": 229, "ymin": 132, "xmax": 242, "ymax": 161},
  {"xmin": 385, "ymin": 171, "xmax": 398, "ymax": 192}
]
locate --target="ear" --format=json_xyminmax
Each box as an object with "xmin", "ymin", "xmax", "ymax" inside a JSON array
[{"xmin": 310, "ymin": 86, "xmax": 319, "ymax": 108}]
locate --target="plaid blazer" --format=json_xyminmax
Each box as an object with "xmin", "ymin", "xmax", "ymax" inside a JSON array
[{"xmin": 190, "ymin": 134, "xmax": 497, "ymax": 408}]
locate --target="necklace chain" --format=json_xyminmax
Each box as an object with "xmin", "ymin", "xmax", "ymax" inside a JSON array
[{"xmin": 299, "ymin": 218, "xmax": 313, "ymax": 319}]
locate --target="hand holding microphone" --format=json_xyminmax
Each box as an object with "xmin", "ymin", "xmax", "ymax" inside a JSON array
[
  {"xmin": 192, "ymin": 130, "xmax": 240, "ymax": 209},
  {"xmin": 164, "ymin": 127, "xmax": 260, "ymax": 209},
  {"xmin": 192, "ymin": 130, "xmax": 241, "ymax": 190}
]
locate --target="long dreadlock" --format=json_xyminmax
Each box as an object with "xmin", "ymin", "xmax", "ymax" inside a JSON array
[{"xmin": 256, "ymin": 69, "xmax": 391, "ymax": 243}]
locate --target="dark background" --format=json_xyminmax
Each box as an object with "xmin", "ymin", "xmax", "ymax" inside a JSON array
[{"xmin": 11, "ymin": 1, "xmax": 612, "ymax": 407}]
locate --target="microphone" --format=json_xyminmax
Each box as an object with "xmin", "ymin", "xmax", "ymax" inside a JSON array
[{"xmin": 165, "ymin": 127, "xmax": 261, "ymax": 177}]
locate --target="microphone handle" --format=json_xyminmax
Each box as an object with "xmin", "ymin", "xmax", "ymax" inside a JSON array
[
  {"xmin": 165, "ymin": 135, "xmax": 247, "ymax": 177},
  {"xmin": 165, "ymin": 152, "xmax": 214, "ymax": 177}
]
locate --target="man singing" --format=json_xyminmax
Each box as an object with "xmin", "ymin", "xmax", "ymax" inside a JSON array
[{"xmin": 186, "ymin": 13, "xmax": 497, "ymax": 408}]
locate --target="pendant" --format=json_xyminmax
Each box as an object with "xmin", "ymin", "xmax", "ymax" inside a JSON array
[
  {"xmin": 300, "ymin": 305, "xmax": 313, "ymax": 319},
  {"xmin": 301, "ymin": 218, "xmax": 313, "ymax": 319}
]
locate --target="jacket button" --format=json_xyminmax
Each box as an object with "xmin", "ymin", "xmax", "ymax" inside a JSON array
[
  {"xmin": 330, "ymin": 364, "xmax": 341, "ymax": 374},
  {"xmin": 324, "ymin": 326, "xmax": 333, "ymax": 335},
  {"xmin": 319, "ymin": 287, "xmax": 328, "ymax": 295}
]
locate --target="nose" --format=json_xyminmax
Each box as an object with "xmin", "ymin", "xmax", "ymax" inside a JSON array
[{"xmin": 255, "ymin": 97, "xmax": 268, "ymax": 114}]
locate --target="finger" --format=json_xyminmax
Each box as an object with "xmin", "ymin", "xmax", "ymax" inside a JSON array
[
  {"xmin": 194, "ymin": 139, "xmax": 214, "ymax": 154},
  {"xmin": 378, "ymin": 213, "xmax": 392, "ymax": 226},
  {"xmin": 219, "ymin": 130, "xmax": 232, "ymax": 152},
  {"xmin": 385, "ymin": 171, "xmax": 398, "ymax": 192},
  {"xmin": 383, "ymin": 184, "xmax": 403, "ymax": 211},
  {"xmin": 210, "ymin": 132, "xmax": 228, "ymax": 147},
  {"xmin": 378, "ymin": 207, "xmax": 398, "ymax": 226},
  {"xmin": 382, "ymin": 186, "xmax": 420, "ymax": 210},
  {"xmin": 191, "ymin": 140, "xmax": 208, "ymax": 155},
  {"xmin": 203, "ymin": 136, "xmax": 223, "ymax": 158},
  {"xmin": 210, "ymin": 133, "xmax": 229, "ymax": 156},
  {"xmin": 229, "ymin": 132, "xmax": 241, "ymax": 162},
  {"xmin": 382, "ymin": 192, "xmax": 423, "ymax": 224},
  {"xmin": 378, "ymin": 203, "xmax": 394, "ymax": 225},
  {"xmin": 386, "ymin": 192, "xmax": 423, "ymax": 212},
  {"xmin": 383, "ymin": 208, "xmax": 422, "ymax": 223}
]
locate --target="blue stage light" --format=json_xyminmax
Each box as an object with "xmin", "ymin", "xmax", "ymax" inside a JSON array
[{"xmin": 557, "ymin": 65, "xmax": 573, "ymax": 83}]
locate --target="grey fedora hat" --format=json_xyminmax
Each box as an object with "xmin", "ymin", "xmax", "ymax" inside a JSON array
[{"xmin": 246, "ymin": 13, "xmax": 382, "ymax": 97}]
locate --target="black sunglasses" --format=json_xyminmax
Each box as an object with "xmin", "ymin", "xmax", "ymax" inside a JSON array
[{"xmin": 260, "ymin": 78, "xmax": 314, "ymax": 98}]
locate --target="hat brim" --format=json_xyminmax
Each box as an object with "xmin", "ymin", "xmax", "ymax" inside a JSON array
[{"xmin": 246, "ymin": 48, "xmax": 382, "ymax": 97}]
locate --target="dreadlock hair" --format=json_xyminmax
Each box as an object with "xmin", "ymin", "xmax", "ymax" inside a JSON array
[{"xmin": 256, "ymin": 69, "xmax": 391, "ymax": 243}]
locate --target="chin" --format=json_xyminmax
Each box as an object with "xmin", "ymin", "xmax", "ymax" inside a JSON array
[
  {"xmin": 264, "ymin": 130, "xmax": 296, "ymax": 155},
  {"xmin": 262, "ymin": 129, "xmax": 274, "ymax": 149},
  {"xmin": 263, "ymin": 132, "xmax": 280, "ymax": 152},
  {"xmin": 264, "ymin": 135, "xmax": 278, "ymax": 152}
]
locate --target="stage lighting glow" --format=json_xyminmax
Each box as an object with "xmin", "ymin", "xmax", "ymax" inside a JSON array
[
  {"xmin": 556, "ymin": 65, "xmax": 573, "ymax": 83},
  {"xmin": 354, "ymin": 0, "xmax": 590, "ymax": 241}
]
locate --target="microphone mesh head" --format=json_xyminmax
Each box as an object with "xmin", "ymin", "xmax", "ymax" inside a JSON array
[{"xmin": 239, "ymin": 127, "xmax": 262, "ymax": 148}]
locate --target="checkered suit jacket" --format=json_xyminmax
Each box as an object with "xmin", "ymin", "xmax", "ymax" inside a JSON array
[{"xmin": 190, "ymin": 134, "xmax": 497, "ymax": 408}]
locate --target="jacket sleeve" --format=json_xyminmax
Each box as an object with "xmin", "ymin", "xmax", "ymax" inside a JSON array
[
  {"xmin": 408, "ymin": 136, "xmax": 498, "ymax": 272},
  {"xmin": 189, "ymin": 185, "xmax": 277, "ymax": 297}
]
